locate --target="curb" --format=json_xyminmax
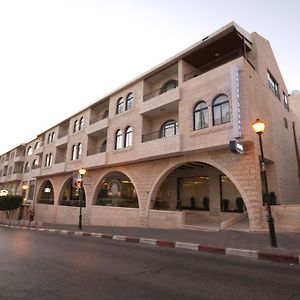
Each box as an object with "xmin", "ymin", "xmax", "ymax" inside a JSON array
[{"xmin": 1, "ymin": 224, "xmax": 300, "ymax": 265}]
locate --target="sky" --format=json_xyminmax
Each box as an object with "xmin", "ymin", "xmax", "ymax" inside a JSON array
[{"xmin": 0, "ymin": 0, "xmax": 299, "ymax": 155}]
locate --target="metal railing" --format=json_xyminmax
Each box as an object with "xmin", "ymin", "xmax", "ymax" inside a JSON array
[
  {"xmin": 143, "ymin": 84, "xmax": 178, "ymax": 102},
  {"xmin": 142, "ymin": 126, "xmax": 179, "ymax": 142},
  {"xmin": 87, "ymin": 147, "xmax": 106, "ymax": 156},
  {"xmin": 89, "ymin": 110, "xmax": 109, "ymax": 125},
  {"xmin": 184, "ymin": 49, "xmax": 243, "ymax": 82}
]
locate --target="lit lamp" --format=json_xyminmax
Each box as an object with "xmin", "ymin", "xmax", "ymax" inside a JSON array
[
  {"xmin": 22, "ymin": 184, "xmax": 28, "ymax": 201},
  {"xmin": 251, "ymin": 119, "xmax": 277, "ymax": 248},
  {"xmin": 78, "ymin": 168, "xmax": 86, "ymax": 230}
]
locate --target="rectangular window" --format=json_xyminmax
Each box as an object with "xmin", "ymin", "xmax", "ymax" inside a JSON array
[
  {"xmin": 284, "ymin": 117, "xmax": 288, "ymax": 129},
  {"xmin": 28, "ymin": 180, "xmax": 35, "ymax": 200},
  {"xmin": 283, "ymin": 92, "xmax": 289, "ymax": 111},
  {"xmin": 267, "ymin": 71, "xmax": 279, "ymax": 98}
]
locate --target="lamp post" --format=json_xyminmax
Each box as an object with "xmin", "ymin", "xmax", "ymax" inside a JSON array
[
  {"xmin": 78, "ymin": 167, "xmax": 86, "ymax": 231},
  {"xmin": 251, "ymin": 119, "xmax": 277, "ymax": 248}
]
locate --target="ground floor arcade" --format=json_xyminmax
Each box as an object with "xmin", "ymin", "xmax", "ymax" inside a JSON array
[{"xmin": 29, "ymin": 147, "xmax": 269, "ymax": 231}]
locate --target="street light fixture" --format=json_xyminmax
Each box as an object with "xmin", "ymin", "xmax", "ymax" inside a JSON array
[
  {"xmin": 251, "ymin": 119, "xmax": 277, "ymax": 248},
  {"xmin": 78, "ymin": 168, "xmax": 86, "ymax": 230}
]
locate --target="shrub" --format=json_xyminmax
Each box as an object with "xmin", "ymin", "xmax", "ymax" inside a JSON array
[{"xmin": 0, "ymin": 195, "xmax": 23, "ymax": 218}]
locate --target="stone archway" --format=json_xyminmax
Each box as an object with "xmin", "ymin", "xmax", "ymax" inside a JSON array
[
  {"xmin": 146, "ymin": 158, "xmax": 261, "ymax": 231},
  {"xmin": 36, "ymin": 179, "xmax": 55, "ymax": 205},
  {"xmin": 58, "ymin": 177, "xmax": 86, "ymax": 207},
  {"xmin": 92, "ymin": 171, "xmax": 139, "ymax": 208}
]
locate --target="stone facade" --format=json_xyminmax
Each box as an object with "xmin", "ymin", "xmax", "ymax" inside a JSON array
[{"xmin": 0, "ymin": 22, "xmax": 300, "ymax": 231}]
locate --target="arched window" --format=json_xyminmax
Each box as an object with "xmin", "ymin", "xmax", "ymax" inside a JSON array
[
  {"xmin": 212, "ymin": 94, "xmax": 230, "ymax": 126},
  {"xmin": 124, "ymin": 126, "xmax": 133, "ymax": 147},
  {"xmin": 194, "ymin": 101, "xmax": 208, "ymax": 130},
  {"xmin": 44, "ymin": 154, "xmax": 48, "ymax": 167},
  {"xmin": 24, "ymin": 162, "xmax": 30, "ymax": 173},
  {"xmin": 51, "ymin": 132, "xmax": 55, "ymax": 142},
  {"xmin": 95, "ymin": 171, "xmax": 138, "ymax": 208},
  {"xmin": 48, "ymin": 153, "xmax": 53, "ymax": 166},
  {"xmin": 160, "ymin": 80, "xmax": 178, "ymax": 95},
  {"xmin": 59, "ymin": 178, "xmax": 86, "ymax": 207},
  {"xmin": 37, "ymin": 180, "xmax": 54, "ymax": 205},
  {"xmin": 116, "ymin": 97, "xmax": 125, "ymax": 114},
  {"xmin": 34, "ymin": 141, "xmax": 41, "ymax": 149},
  {"xmin": 126, "ymin": 93, "xmax": 134, "ymax": 110},
  {"xmin": 160, "ymin": 120, "xmax": 179, "ymax": 138},
  {"xmin": 27, "ymin": 146, "xmax": 33, "ymax": 156},
  {"xmin": 47, "ymin": 133, "xmax": 51, "ymax": 144},
  {"xmin": 115, "ymin": 129, "xmax": 123, "ymax": 150},
  {"xmin": 71, "ymin": 145, "xmax": 77, "ymax": 160},
  {"xmin": 100, "ymin": 139, "xmax": 107, "ymax": 153},
  {"xmin": 76, "ymin": 143, "xmax": 82, "ymax": 159},
  {"xmin": 79, "ymin": 117, "xmax": 85, "ymax": 130},
  {"xmin": 73, "ymin": 120, "xmax": 79, "ymax": 133},
  {"xmin": 32, "ymin": 159, "xmax": 39, "ymax": 169}
]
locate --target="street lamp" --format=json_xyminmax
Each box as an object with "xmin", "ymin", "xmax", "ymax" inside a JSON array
[
  {"xmin": 251, "ymin": 119, "xmax": 277, "ymax": 248},
  {"xmin": 78, "ymin": 167, "xmax": 86, "ymax": 230}
]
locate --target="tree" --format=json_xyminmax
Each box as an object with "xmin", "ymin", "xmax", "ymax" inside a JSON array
[{"xmin": 0, "ymin": 195, "xmax": 23, "ymax": 219}]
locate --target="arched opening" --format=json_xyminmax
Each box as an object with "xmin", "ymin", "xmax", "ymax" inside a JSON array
[
  {"xmin": 94, "ymin": 171, "xmax": 138, "ymax": 208},
  {"xmin": 37, "ymin": 180, "xmax": 55, "ymax": 205},
  {"xmin": 150, "ymin": 161, "xmax": 247, "ymax": 229},
  {"xmin": 59, "ymin": 177, "xmax": 86, "ymax": 207}
]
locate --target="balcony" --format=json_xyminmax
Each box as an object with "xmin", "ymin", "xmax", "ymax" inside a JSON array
[
  {"xmin": 87, "ymin": 117, "xmax": 108, "ymax": 136},
  {"xmin": 85, "ymin": 151, "xmax": 106, "ymax": 168},
  {"xmin": 184, "ymin": 49, "xmax": 243, "ymax": 82},
  {"xmin": 34, "ymin": 145, "xmax": 44, "ymax": 155},
  {"xmin": 10, "ymin": 172, "xmax": 23, "ymax": 181},
  {"xmin": 140, "ymin": 87, "xmax": 180, "ymax": 117},
  {"xmin": 14, "ymin": 155, "xmax": 25, "ymax": 163},
  {"xmin": 40, "ymin": 162, "xmax": 66, "ymax": 176},
  {"xmin": 140, "ymin": 132, "xmax": 181, "ymax": 159},
  {"xmin": 56, "ymin": 135, "xmax": 69, "ymax": 147}
]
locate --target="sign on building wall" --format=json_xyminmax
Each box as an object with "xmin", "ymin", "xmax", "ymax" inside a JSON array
[
  {"xmin": 231, "ymin": 65, "xmax": 242, "ymax": 138},
  {"xmin": 0, "ymin": 189, "xmax": 9, "ymax": 196}
]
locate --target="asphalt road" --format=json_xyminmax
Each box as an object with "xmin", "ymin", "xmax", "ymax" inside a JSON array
[{"xmin": 0, "ymin": 228, "xmax": 300, "ymax": 300}]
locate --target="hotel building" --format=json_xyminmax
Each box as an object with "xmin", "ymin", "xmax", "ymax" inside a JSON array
[{"xmin": 1, "ymin": 22, "xmax": 300, "ymax": 232}]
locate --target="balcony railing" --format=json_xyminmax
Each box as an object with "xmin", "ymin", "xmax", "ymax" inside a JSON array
[
  {"xmin": 87, "ymin": 147, "xmax": 106, "ymax": 156},
  {"xmin": 142, "ymin": 126, "xmax": 179, "ymax": 142},
  {"xmin": 89, "ymin": 110, "xmax": 109, "ymax": 125},
  {"xmin": 143, "ymin": 83, "xmax": 178, "ymax": 101},
  {"xmin": 184, "ymin": 49, "xmax": 243, "ymax": 82}
]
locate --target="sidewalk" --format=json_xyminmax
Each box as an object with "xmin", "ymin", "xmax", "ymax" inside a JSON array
[{"xmin": 39, "ymin": 223, "xmax": 300, "ymax": 264}]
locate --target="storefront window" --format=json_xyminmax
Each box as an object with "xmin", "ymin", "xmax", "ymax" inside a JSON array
[
  {"xmin": 178, "ymin": 176, "xmax": 209, "ymax": 210},
  {"xmin": 220, "ymin": 175, "xmax": 244, "ymax": 212},
  {"xmin": 95, "ymin": 172, "xmax": 138, "ymax": 208}
]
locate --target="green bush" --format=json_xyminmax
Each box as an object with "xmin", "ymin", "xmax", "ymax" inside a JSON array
[{"xmin": 0, "ymin": 195, "xmax": 23, "ymax": 218}]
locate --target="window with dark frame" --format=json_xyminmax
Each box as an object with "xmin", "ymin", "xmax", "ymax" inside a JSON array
[
  {"xmin": 212, "ymin": 94, "xmax": 230, "ymax": 126},
  {"xmin": 126, "ymin": 93, "xmax": 134, "ymax": 110},
  {"xmin": 283, "ymin": 92, "xmax": 289, "ymax": 111},
  {"xmin": 194, "ymin": 101, "xmax": 209, "ymax": 130},
  {"xmin": 284, "ymin": 117, "xmax": 288, "ymax": 129},
  {"xmin": 115, "ymin": 129, "xmax": 123, "ymax": 150},
  {"xmin": 116, "ymin": 97, "xmax": 125, "ymax": 114},
  {"xmin": 124, "ymin": 126, "xmax": 133, "ymax": 147},
  {"xmin": 267, "ymin": 70, "xmax": 280, "ymax": 98},
  {"xmin": 160, "ymin": 120, "xmax": 179, "ymax": 138}
]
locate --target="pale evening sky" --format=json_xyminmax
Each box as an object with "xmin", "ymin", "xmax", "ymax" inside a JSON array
[{"xmin": 0, "ymin": 0, "xmax": 299, "ymax": 155}]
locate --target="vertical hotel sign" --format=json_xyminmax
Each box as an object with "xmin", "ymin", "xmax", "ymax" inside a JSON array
[{"xmin": 231, "ymin": 65, "xmax": 242, "ymax": 138}]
